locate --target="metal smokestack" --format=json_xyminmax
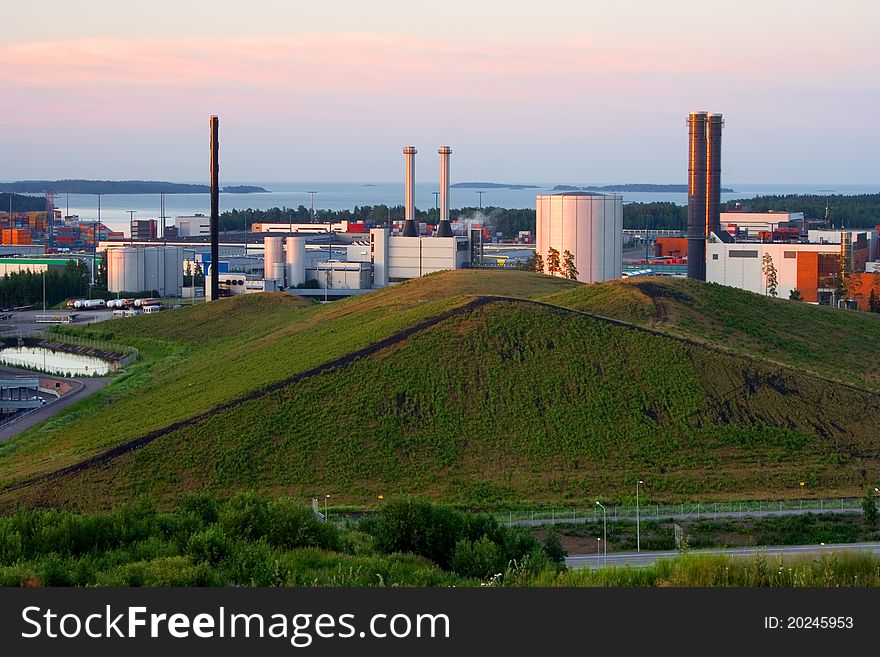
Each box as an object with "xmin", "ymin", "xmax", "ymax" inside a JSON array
[
  {"xmin": 686, "ymin": 111, "xmax": 708, "ymax": 281},
  {"xmin": 209, "ymin": 115, "xmax": 220, "ymax": 300},
  {"xmin": 436, "ymin": 145, "xmax": 453, "ymax": 237},
  {"xmin": 402, "ymin": 145, "xmax": 419, "ymax": 237},
  {"xmin": 706, "ymin": 113, "xmax": 724, "ymax": 239}
]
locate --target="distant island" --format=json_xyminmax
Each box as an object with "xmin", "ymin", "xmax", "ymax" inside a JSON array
[
  {"xmin": 551, "ymin": 183, "xmax": 735, "ymax": 193},
  {"xmin": 451, "ymin": 182, "xmax": 540, "ymax": 190},
  {"xmin": 0, "ymin": 180, "xmax": 269, "ymax": 194}
]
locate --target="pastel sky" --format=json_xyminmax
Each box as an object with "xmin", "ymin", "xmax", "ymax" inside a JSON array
[{"xmin": 2, "ymin": 0, "xmax": 878, "ymax": 183}]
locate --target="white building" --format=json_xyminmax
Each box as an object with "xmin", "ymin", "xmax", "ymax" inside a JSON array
[
  {"xmin": 348, "ymin": 229, "xmax": 470, "ymax": 286},
  {"xmin": 720, "ymin": 211, "xmax": 804, "ymax": 237},
  {"xmin": 108, "ymin": 246, "xmax": 184, "ymax": 297},
  {"xmin": 175, "ymin": 215, "xmax": 211, "ymax": 237},
  {"xmin": 535, "ymin": 193, "xmax": 622, "ymax": 283}
]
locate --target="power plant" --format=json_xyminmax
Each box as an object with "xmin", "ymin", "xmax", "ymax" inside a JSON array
[{"xmin": 686, "ymin": 111, "xmax": 723, "ymax": 281}]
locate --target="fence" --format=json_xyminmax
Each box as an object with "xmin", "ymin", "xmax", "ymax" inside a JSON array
[
  {"xmin": 14, "ymin": 330, "xmax": 139, "ymax": 369},
  {"xmin": 498, "ymin": 498, "xmax": 866, "ymax": 526}
]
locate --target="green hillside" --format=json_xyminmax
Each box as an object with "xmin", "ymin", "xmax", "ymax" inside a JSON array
[
  {"xmin": 0, "ymin": 271, "xmax": 575, "ymax": 491},
  {"xmin": 543, "ymin": 277, "xmax": 880, "ymax": 391},
  {"xmin": 4, "ymin": 273, "xmax": 880, "ymax": 511}
]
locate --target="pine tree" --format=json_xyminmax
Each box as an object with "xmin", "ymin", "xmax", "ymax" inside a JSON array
[
  {"xmin": 547, "ymin": 248, "xmax": 561, "ymax": 276},
  {"xmin": 562, "ymin": 250, "xmax": 578, "ymax": 280},
  {"xmin": 761, "ymin": 252, "xmax": 778, "ymax": 297},
  {"xmin": 533, "ymin": 253, "xmax": 545, "ymax": 273}
]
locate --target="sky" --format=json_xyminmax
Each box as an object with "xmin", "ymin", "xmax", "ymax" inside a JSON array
[{"xmin": 2, "ymin": 0, "xmax": 878, "ymax": 184}]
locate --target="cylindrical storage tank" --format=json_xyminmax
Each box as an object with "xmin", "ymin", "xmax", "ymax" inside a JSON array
[
  {"xmin": 272, "ymin": 263, "xmax": 286, "ymax": 285},
  {"xmin": 162, "ymin": 246, "xmax": 183, "ymax": 297},
  {"xmin": 285, "ymin": 236, "xmax": 306, "ymax": 287},
  {"xmin": 108, "ymin": 247, "xmax": 145, "ymax": 294},
  {"xmin": 535, "ymin": 193, "xmax": 622, "ymax": 284},
  {"xmin": 264, "ymin": 236, "xmax": 283, "ymax": 283}
]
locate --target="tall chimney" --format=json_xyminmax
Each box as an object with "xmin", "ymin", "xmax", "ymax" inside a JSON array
[
  {"xmin": 209, "ymin": 115, "xmax": 220, "ymax": 300},
  {"xmin": 436, "ymin": 146, "xmax": 453, "ymax": 237},
  {"xmin": 686, "ymin": 111, "xmax": 708, "ymax": 281},
  {"xmin": 705, "ymin": 113, "xmax": 724, "ymax": 239},
  {"xmin": 402, "ymin": 145, "xmax": 419, "ymax": 237}
]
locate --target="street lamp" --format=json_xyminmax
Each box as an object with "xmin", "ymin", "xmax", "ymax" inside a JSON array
[
  {"xmin": 127, "ymin": 210, "xmax": 137, "ymax": 244},
  {"xmin": 308, "ymin": 191, "xmax": 317, "ymax": 223},
  {"xmin": 596, "ymin": 501, "xmax": 607, "ymax": 566},
  {"xmin": 324, "ymin": 494, "xmax": 330, "ymax": 521},
  {"xmin": 637, "ymin": 480, "xmax": 644, "ymax": 553},
  {"xmin": 596, "ymin": 537, "xmax": 602, "ymax": 568}
]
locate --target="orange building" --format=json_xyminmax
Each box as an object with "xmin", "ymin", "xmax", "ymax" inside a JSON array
[{"xmin": 654, "ymin": 237, "xmax": 688, "ymax": 258}]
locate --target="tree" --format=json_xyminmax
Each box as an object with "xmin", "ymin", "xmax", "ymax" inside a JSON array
[
  {"xmin": 546, "ymin": 248, "xmax": 561, "ymax": 276},
  {"xmin": 789, "ymin": 288, "xmax": 803, "ymax": 301},
  {"xmin": 533, "ymin": 253, "xmax": 545, "ymax": 274},
  {"xmin": 869, "ymin": 289, "xmax": 879, "ymax": 313},
  {"xmin": 561, "ymin": 250, "xmax": 578, "ymax": 280},
  {"xmin": 862, "ymin": 489, "xmax": 878, "ymax": 530},
  {"xmin": 761, "ymin": 252, "xmax": 778, "ymax": 297},
  {"xmin": 184, "ymin": 261, "xmax": 193, "ymax": 287}
]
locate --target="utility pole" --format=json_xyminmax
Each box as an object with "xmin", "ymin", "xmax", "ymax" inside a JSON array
[
  {"xmin": 477, "ymin": 191, "xmax": 484, "ymax": 211},
  {"xmin": 127, "ymin": 210, "xmax": 137, "ymax": 244}
]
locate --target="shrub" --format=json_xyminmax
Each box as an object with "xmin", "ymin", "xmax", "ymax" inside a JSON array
[
  {"xmin": 186, "ymin": 526, "xmax": 231, "ymax": 565},
  {"xmin": 219, "ymin": 491, "xmax": 269, "ymax": 542},
  {"xmin": 266, "ymin": 497, "xmax": 341, "ymax": 551},
  {"xmin": 451, "ymin": 535, "xmax": 504, "ymax": 579}
]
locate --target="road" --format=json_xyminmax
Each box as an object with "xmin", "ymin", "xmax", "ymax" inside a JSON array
[
  {"xmin": 0, "ymin": 367, "xmax": 111, "ymax": 442},
  {"xmin": 566, "ymin": 541, "xmax": 880, "ymax": 570}
]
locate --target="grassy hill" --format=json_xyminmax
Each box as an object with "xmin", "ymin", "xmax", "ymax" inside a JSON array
[
  {"xmin": 3, "ymin": 271, "xmax": 880, "ymax": 511},
  {"xmin": 543, "ymin": 277, "xmax": 880, "ymax": 391}
]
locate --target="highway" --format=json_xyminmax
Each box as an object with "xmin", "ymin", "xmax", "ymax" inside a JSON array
[{"xmin": 566, "ymin": 541, "xmax": 880, "ymax": 570}]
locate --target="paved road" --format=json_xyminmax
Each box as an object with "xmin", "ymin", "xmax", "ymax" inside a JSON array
[
  {"xmin": 566, "ymin": 541, "xmax": 880, "ymax": 570},
  {"xmin": 0, "ymin": 369, "xmax": 111, "ymax": 442}
]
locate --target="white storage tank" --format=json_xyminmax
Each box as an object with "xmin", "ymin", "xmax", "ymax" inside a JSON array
[
  {"xmin": 285, "ymin": 236, "xmax": 306, "ymax": 288},
  {"xmin": 535, "ymin": 193, "xmax": 623, "ymax": 283},
  {"xmin": 264, "ymin": 236, "xmax": 284, "ymax": 284},
  {"xmin": 107, "ymin": 245, "xmax": 184, "ymax": 296}
]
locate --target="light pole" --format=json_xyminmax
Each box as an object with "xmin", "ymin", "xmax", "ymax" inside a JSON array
[
  {"xmin": 324, "ymin": 494, "xmax": 330, "ymax": 521},
  {"xmin": 42, "ymin": 269, "xmax": 46, "ymax": 311},
  {"xmin": 637, "ymin": 479, "xmax": 644, "ymax": 553},
  {"xmin": 433, "ymin": 191, "xmax": 439, "ymax": 224},
  {"xmin": 596, "ymin": 501, "xmax": 607, "ymax": 566},
  {"xmin": 596, "ymin": 537, "xmax": 602, "ymax": 568},
  {"xmin": 308, "ymin": 191, "xmax": 317, "ymax": 223},
  {"xmin": 127, "ymin": 210, "xmax": 137, "ymax": 244}
]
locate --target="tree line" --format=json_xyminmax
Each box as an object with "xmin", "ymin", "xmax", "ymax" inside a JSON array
[{"xmin": 0, "ymin": 260, "xmax": 89, "ymax": 309}]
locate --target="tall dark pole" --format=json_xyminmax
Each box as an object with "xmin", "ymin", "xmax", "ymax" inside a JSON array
[
  {"xmin": 477, "ymin": 190, "xmax": 484, "ymax": 211},
  {"xmin": 686, "ymin": 111, "xmax": 708, "ymax": 281},
  {"xmin": 210, "ymin": 115, "xmax": 220, "ymax": 301}
]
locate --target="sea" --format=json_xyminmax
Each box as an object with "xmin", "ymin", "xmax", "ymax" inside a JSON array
[{"xmin": 34, "ymin": 182, "xmax": 880, "ymax": 235}]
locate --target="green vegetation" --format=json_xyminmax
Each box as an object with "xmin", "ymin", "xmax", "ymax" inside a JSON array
[
  {"xmin": 0, "ymin": 260, "xmax": 89, "ymax": 309},
  {"xmin": 3, "ymin": 270, "xmax": 880, "ymax": 515},
  {"xmin": 543, "ymin": 276, "xmax": 880, "ymax": 391},
  {"xmin": 544, "ymin": 552, "xmax": 880, "ymax": 587},
  {"xmin": 0, "ymin": 494, "xmax": 558, "ymax": 587},
  {"xmin": 1, "ymin": 192, "xmax": 44, "ymax": 213}
]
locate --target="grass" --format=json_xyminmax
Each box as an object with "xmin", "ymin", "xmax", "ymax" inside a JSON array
[
  {"xmin": 8, "ymin": 295, "xmax": 880, "ymax": 511},
  {"xmin": 542, "ymin": 276, "xmax": 880, "ymax": 391},
  {"xmin": 0, "ymin": 272, "xmax": 574, "ymax": 488}
]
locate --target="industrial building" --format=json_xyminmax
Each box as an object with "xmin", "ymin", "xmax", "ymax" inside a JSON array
[
  {"xmin": 0, "ymin": 257, "xmax": 71, "ymax": 276},
  {"xmin": 176, "ymin": 215, "xmax": 211, "ymax": 237},
  {"xmin": 130, "ymin": 219, "xmax": 157, "ymax": 240},
  {"xmin": 706, "ymin": 229, "xmax": 876, "ymax": 303},
  {"xmin": 535, "ymin": 193, "xmax": 623, "ymax": 283},
  {"xmin": 107, "ymin": 245, "xmax": 184, "ymax": 297}
]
